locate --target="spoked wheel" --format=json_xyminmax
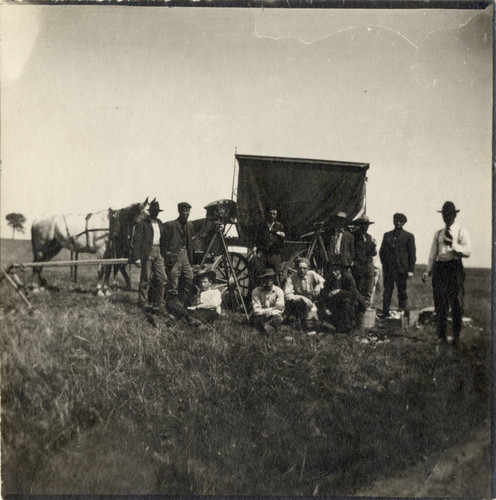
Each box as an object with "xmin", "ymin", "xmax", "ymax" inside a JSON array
[{"xmin": 212, "ymin": 252, "xmax": 250, "ymax": 308}]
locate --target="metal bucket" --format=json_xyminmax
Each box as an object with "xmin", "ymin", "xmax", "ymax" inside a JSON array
[{"xmin": 359, "ymin": 309, "xmax": 376, "ymax": 329}]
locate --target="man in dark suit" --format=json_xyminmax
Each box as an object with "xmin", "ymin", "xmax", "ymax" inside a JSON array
[
  {"xmin": 318, "ymin": 264, "xmax": 367, "ymax": 333},
  {"xmin": 324, "ymin": 211, "xmax": 355, "ymax": 270},
  {"xmin": 163, "ymin": 202, "xmax": 195, "ymax": 304},
  {"xmin": 129, "ymin": 200, "xmax": 167, "ymax": 311},
  {"xmin": 254, "ymin": 207, "xmax": 285, "ymax": 281},
  {"xmin": 379, "ymin": 212, "xmax": 416, "ymax": 318}
]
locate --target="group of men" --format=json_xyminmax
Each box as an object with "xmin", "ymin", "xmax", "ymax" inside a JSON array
[
  {"xmin": 251, "ymin": 201, "xmax": 471, "ymax": 345},
  {"xmin": 130, "ymin": 198, "xmax": 471, "ymax": 346}
]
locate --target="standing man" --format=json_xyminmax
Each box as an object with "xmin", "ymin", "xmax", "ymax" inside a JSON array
[
  {"xmin": 251, "ymin": 269, "xmax": 285, "ymax": 335},
  {"xmin": 284, "ymin": 257, "xmax": 325, "ymax": 331},
  {"xmin": 324, "ymin": 211, "xmax": 355, "ymax": 270},
  {"xmin": 254, "ymin": 206, "xmax": 285, "ymax": 281},
  {"xmin": 379, "ymin": 213, "xmax": 416, "ymax": 318},
  {"xmin": 351, "ymin": 215, "xmax": 377, "ymax": 307},
  {"xmin": 422, "ymin": 201, "xmax": 471, "ymax": 348},
  {"xmin": 163, "ymin": 202, "xmax": 194, "ymax": 305},
  {"xmin": 129, "ymin": 200, "xmax": 167, "ymax": 311}
]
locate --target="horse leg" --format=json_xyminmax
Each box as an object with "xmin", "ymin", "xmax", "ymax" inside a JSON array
[
  {"xmin": 32, "ymin": 241, "xmax": 63, "ymax": 287},
  {"xmin": 117, "ymin": 264, "xmax": 132, "ymax": 290}
]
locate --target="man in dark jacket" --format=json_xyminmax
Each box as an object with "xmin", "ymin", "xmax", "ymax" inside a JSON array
[
  {"xmin": 379, "ymin": 212, "xmax": 416, "ymax": 318},
  {"xmin": 130, "ymin": 200, "xmax": 167, "ymax": 310},
  {"xmin": 324, "ymin": 211, "xmax": 355, "ymax": 270},
  {"xmin": 351, "ymin": 215, "xmax": 377, "ymax": 306},
  {"xmin": 254, "ymin": 207, "xmax": 285, "ymax": 280},
  {"xmin": 163, "ymin": 202, "xmax": 194, "ymax": 304},
  {"xmin": 318, "ymin": 264, "xmax": 367, "ymax": 333}
]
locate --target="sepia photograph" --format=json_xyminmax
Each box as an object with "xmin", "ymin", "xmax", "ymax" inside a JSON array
[{"xmin": 0, "ymin": 2, "xmax": 492, "ymax": 497}]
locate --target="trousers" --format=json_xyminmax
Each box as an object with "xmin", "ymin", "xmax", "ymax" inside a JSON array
[
  {"xmin": 139, "ymin": 245, "xmax": 167, "ymax": 308},
  {"xmin": 167, "ymin": 248, "xmax": 194, "ymax": 296},
  {"xmin": 432, "ymin": 260, "xmax": 465, "ymax": 341},
  {"xmin": 382, "ymin": 269, "xmax": 408, "ymax": 314}
]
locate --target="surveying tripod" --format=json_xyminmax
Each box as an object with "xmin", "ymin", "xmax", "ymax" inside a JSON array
[
  {"xmin": 300, "ymin": 221, "xmax": 329, "ymax": 274},
  {"xmin": 199, "ymin": 221, "xmax": 249, "ymax": 320}
]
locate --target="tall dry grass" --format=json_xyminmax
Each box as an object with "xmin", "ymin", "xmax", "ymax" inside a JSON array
[{"xmin": 0, "ymin": 240, "xmax": 491, "ymax": 495}]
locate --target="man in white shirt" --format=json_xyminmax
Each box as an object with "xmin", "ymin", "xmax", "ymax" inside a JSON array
[
  {"xmin": 187, "ymin": 269, "xmax": 222, "ymax": 324},
  {"xmin": 422, "ymin": 201, "xmax": 471, "ymax": 348},
  {"xmin": 251, "ymin": 268, "xmax": 285, "ymax": 335},
  {"xmin": 284, "ymin": 257, "xmax": 325, "ymax": 331}
]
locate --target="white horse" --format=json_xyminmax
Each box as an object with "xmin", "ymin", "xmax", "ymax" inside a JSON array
[{"xmin": 31, "ymin": 198, "xmax": 149, "ymax": 289}]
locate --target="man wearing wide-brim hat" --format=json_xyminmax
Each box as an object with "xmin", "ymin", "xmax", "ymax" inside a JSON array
[
  {"xmin": 251, "ymin": 268, "xmax": 285, "ymax": 335},
  {"xmin": 130, "ymin": 199, "xmax": 168, "ymax": 311},
  {"xmin": 422, "ymin": 201, "xmax": 471, "ymax": 348},
  {"xmin": 350, "ymin": 214, "xmax": 377, "ymax": 307},
  {"xmin": 283, "ymin": 257, "xmax": 325, "ymax": 332},
  {"xmin": 323, "ymin": 211, "xmax": 355, "ymax": 270}
]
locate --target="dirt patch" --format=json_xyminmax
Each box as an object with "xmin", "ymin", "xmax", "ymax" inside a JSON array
[{"xmin": 355, "ymin": 418, "xmax": 491, "ymax": 498}]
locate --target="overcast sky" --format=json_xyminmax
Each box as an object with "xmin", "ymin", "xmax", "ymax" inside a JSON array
[{"xmin": 1, "ymin": 5, "xmax": 492, "ymax": 267}]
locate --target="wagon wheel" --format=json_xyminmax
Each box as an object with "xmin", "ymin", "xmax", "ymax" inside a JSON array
[{"xmin": 211, "ymin": 252, "xmax": 250, "ymax": 305}]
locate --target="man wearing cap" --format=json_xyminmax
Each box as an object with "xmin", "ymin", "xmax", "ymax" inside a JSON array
[
  {"xmin": 351, "ymin": 215, "xmax": 377, "ymax": 306},
  {"xmin": 324, "ymin": 211, "xmax": 355, "ymax": 270},
  {"xmin": 284, "ymin": 257, "xmax": 325, "ymax": 331},
  {"xmin": 129, "ymin": 200, "xmax": 168, "ymax": 311},
  {"xmin": 379, "ymin": 213, "xmax": 416, "ymax": 318},
  {"xmin": 254, "ymin": 207, "xmax": 285, "ymax": 281},
  {"xmin": 422, "ymin": 202, "xmax": 471, "ymax": 348},
  {"xmin": 251, "ymin": 268, "xmax": 285, "ymax": 335},
  {"xmin": 318, "ymin": 264, "xmax": 367, "ymax": 333},
  {"xmin": 163, "ymin": 202, "xmax": 195, "ymax": 304}
]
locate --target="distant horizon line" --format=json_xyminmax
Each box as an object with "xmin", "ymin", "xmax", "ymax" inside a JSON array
[{"xmin": 1, "ymin": 237, "xmax": 490, "ymax": 270}]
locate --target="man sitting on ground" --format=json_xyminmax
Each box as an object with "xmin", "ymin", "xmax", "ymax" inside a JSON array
[
  {"xmin": 284, "ymin": 257, "xmax": 325, "ymax": 331},
  {"xmin": 186, "ymin": 269, "xmax": 222, "ymax": 325},
  {"xmin": 251, "ymin": 268, "xmax": 285, "ymax": 335},
  {"xmin": 319, "ymin": 264, "xmax": 367, "ymax": 333}
]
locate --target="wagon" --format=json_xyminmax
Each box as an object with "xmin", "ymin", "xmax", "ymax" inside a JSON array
[{"xmin": 192, "ymin": 154, "xmax": 369, "ymax": 309}]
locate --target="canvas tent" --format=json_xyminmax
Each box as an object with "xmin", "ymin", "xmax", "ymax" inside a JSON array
[{"xmin": 235, "ymin": 154, "xmax": 369, "ymax": 243}]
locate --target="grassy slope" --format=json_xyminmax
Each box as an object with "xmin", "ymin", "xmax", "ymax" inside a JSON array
[{"xmin": 0, "ymin": 239, "xmax": 491, "ymax": 496}]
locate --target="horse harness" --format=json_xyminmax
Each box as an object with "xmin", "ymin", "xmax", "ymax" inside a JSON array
[{"xmin": 62, "ymin": 212, "xmax": 109, "ymax": 252}]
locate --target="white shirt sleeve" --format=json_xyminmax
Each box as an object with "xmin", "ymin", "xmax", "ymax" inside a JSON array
[
  {"xmin": 426, "ymin": 230, "xmax": 440, "ymax": 274},
  {"xmin": 452, "ymin": 227, "xmax": 471, "ymax": 258}
]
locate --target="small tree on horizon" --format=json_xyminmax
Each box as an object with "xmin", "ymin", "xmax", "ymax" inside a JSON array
[{"xmin": 6, "ymin": 213, "xmax": 27, "ymax": 240}]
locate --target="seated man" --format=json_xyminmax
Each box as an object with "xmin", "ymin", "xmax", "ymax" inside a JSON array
[
  {"xmin": 318, "ymin": 264, "xmax": 367, "ymax": 333},
  {"xmin": 186, "ymin": 269, "xmax": 222, "ymax": 324},
  {"xmin": 251, "ymin": 268, "xmax": 285, "ymax": 335},
  {"xmin": 284, "ymin": 257, "xmax": 325, "ymax": 331}
]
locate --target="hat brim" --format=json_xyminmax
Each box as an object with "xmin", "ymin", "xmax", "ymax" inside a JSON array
[
  {"xmin": 437, "ymin": 210, "xmax": 460, "ymax": 213},
  {"xmin": 258, "ymin": 272, "xmax": 278, "ymax": 280},
  {"xmin": 195, "ymin": 270, "xmax": 217, "ymax": 283}
]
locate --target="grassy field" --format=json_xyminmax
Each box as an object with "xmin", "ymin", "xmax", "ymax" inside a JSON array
[{"xmin": 1, "ymin": 238, "xmax": 492, "ymax": 496}]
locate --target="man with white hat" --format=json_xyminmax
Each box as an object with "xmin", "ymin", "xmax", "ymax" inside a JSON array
[
  {"xmin": 284, "ymin": 257, "xmax": 325, "ymax": 331},
  {"xmin": 422, "ymin": 201, "xmax": 471, "ymax": 348},
  {"xmin": 351, "ymin": 214, "xmax": 377, "ymax": 306},
  {"xmin": 251, "ymin": 268, "xmax": 285, "ymax": 335}
]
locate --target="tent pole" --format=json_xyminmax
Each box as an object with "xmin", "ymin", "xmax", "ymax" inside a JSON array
[{"xmin": 231, "ymin": 146, "xmax": 237, "ymax": 201}]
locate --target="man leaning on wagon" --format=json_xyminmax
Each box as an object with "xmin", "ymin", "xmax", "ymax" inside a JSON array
[
  {"xmin": 284, "ymin": 257, "xmax": 325, "ymax": 332},
  {"xmin": 422, "ymin": 201, "xmax": 471, "ymax": 348},
  {"xmin": 129, "ymin": 200, "xmax": 168, "ymax": 312},
  {"xmin": 254, "ymin": 206, "xmax": 285, "ymax": 283},
  {"xmin": 163, "ymin": 202, "xmax": 195, "ymax": 306},
  {"xmin": 251, "ymin": 268, "xmax": 285, "ymax": 335}
]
